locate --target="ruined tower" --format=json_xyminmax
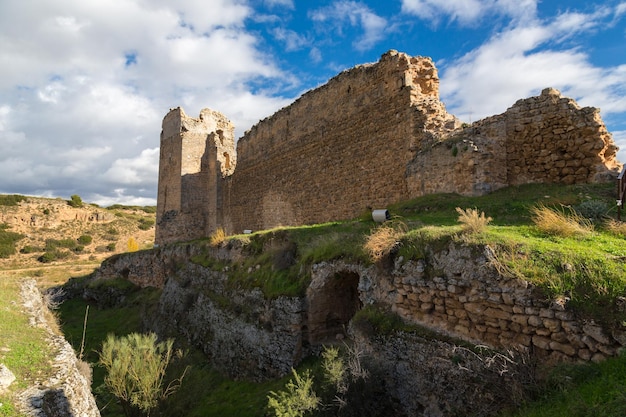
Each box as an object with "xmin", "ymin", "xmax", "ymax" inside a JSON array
[{"xmin": 156, "ymin": 107, "xmax": 235, "ymax": 245}]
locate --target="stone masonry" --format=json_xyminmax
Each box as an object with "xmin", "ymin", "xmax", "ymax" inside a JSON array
[{"xmin": 156, "ymin": 50, "xmax": 621, "ymax": 245}]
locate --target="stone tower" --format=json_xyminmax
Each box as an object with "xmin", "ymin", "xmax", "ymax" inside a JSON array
[{"xmin": 156, "ymin": 107, "xmax": 235, "ymax": 245}]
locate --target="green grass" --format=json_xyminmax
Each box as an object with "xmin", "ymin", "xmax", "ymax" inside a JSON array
[
  {"xmin": 47, "ymin": 182, "xmax": 626, "ymax": 416},
  {"xmin": 499, "ymin": 351, "xmax": 626, "ymax": 417},
  {"xmin": 0, "ymin": 275, "xmax": 53, "ymax": 416},
  {"xmin": 0, "ymin": 224, "xmax": 24, "ymax": 258},
  {"xmin": 56, "ymin": 285, "xmax": 318, "ymax": 417}
]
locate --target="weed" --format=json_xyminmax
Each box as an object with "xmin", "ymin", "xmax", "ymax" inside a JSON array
[
  {"xmin": 210, "ymin": 227, "xmax": 227, "ymax": 247},
  {"xmin": 364, "ymin": 221, "xmax": 407, "ymax": 262},
  {"xmin": 606, "ymin": 219, "xmax": 626, "ymax": 237},
  {"xmin": 456, "ymin": 207, "xmax": 492, "ymax": 234},
  {"xmin": 531, "ymin": 205, "xmax": 593, "ymax": 237}
]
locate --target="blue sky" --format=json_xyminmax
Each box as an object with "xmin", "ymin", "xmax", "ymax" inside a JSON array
[{"xmin": 0, "ymin": 0, "xmax": 625, "ymax": 205}]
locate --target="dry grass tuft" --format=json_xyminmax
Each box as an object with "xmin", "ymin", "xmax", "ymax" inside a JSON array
[
  {"xmin": 209, "ymin": 227, "xmax": 227, "ymax": 246},
  {"xmin": 531, "ymin": 205, "xmax": 593, "ymax": 237},
  {"xmin": 364, "ymin": 221, "xmax": 407, "ymax": 262},
  {"xmin": 606, "ymin": 219, "xmax": 626, "ymax": 236},
  {"xmin": 456, "ymin": 207, "xmax": 492, "ymax": 234}
]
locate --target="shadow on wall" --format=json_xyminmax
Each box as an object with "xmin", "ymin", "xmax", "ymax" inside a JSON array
[{"xmin": 307, "ymin": 270, "xmax": 362, "ymax": 343}]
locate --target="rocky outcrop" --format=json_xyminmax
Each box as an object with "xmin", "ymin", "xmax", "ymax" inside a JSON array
[{"xmin": 147, "ymin": 263, "xmax": 307, "ymax": 381}]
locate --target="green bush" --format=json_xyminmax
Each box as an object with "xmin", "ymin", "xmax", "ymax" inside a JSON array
[
  {"xmin": 575, "ymin": 200, "xmax": 609, "ymax": 222},
  {"xmin": 68, "ymin": 194, "xmax": 83, "ymax": 207},
  {"xmin": 37, "ymin": 250, "xmax": 70, "ymax": 263},
  {"xmin": 45, "ymin": 238, "xmax": 78, "ymax": 251},
  {"xmin": 77, "ymin": 234, "xmax": 93, "ymax": 245},
  {"xmin": 0, "ymin": 223, "xmax": 24, "ymax": 258},
  {"xmin": 99, "ymin": 333, "xmax": 186, "ymax": 417},
  {"xmin": 20, "ymin": 245, "xmax": 42, "ymax": 254},
  {"xmin": 138, "ymin": 218, "xmax": 155, "ymax": 230},
  {"xmin": 0, "ymin": 194, "xmax": 26, "ymax": 206}
]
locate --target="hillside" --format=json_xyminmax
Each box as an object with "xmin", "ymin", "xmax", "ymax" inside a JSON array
[
  {"xmin": 0, "ymin": 194, "xmax": 155, "ymax": 271},
  {"xmin": 2, "ymin": 184, "xmax": 626, "ymax": 416}
]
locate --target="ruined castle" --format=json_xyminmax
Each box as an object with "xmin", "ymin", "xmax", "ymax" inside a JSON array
[{"xmin": 156, "ymin": 50, "xmax": 621, "ymax": 245}]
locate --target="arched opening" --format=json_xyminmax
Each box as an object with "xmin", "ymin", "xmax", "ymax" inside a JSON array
[
  {"xmin": 307, "ymin": 271, "xmax": 362, "ymax": 343},
  {"xmin": 223, "ymin": 152, "xmax": 231, "ymax": 171}
]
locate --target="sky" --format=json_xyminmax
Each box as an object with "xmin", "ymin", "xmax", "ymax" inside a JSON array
[{"xmin": 1, "ymin": 0, "xmax": 625, "ymax": 206}]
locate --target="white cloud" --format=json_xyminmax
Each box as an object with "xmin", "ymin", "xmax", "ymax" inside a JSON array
[
  {"xmin": 440, "ymin": 8, "xmax": 626, "ymax": 123},
  {"xmin": 272, "ymin": 27, "xmax": 311, "ymax": 51},
  {"xmin": 309, "ymin": 1, "xmax": 387, "ymax": 51},
  {"xmin": 264, "ymin": 0, "xmax": 294, "ymax": 9},
  {"xmin": 0, "ymin": 0, "xmax": 292, "ymax": 204},
  {"xmin": 401, "ymin": 0, "xmax": 537, "ymax": 26},
  {"xmin": 104, "ymin": 148, "xmax": 159, "ymax": 185},
  {"xmin": 614, "ymin": 131, "xmax": 626, "ymax": 164}
]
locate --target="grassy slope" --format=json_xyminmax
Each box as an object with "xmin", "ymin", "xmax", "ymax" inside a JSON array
[{"xmin": 2, "ymin": 184, "xmax": 626, "ymax": 416}]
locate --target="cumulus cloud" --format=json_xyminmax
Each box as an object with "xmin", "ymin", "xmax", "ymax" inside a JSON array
[
  {"xmin": 309, "ymin": 1, "xmax": 387, "ymax": 51},
  {"xmin": 439, "ymin": 6, "xmax": 626, "ymax": 125},
  {"xmin": 0, "ymin": 0, "xmax": 292, "ymax": 205}
]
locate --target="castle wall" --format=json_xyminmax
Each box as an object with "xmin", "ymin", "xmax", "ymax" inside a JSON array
[
  {"xmin": 155, "ymin": 51, "xmax": 621, "ymax": 245},
  {"xmin": 223, "ymin": 51, "xmax": 456, "ymax": 233}
]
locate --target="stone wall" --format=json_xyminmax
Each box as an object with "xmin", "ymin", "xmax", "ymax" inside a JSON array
[
  {"xmin": 19, "ymin": 280, "xmax": 100, "ymax": 417},
  {"xmin": 94, "ymin": 240, "xmax": 625, "ymax": 369},
  {"xmin": 155, "ymin": 51, "xmax": 620, "ymax": 245},
  {"xmin": 406, "ymin": 88, "xmax": 620, "ymax": 197},
  {"xmin": 157, "ymin": 107, "xmax": 236, "ymax": 244}
]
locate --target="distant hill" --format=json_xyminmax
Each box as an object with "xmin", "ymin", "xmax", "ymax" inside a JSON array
[{"xmin": 0, "ymin": 194, "xmax": 155, "ymax": 270}]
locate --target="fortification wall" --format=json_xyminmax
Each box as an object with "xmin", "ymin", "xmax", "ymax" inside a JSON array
[
  {"xmin": 157, "ymin": 108, "xmax": 235, "ymax": 243},
  {"xmin": 155, "ymin": 51, "xmax": 621, "ymax": 244},
  {"xmin": 222, "ymin": 51, "xmax": 457, "ymax": 233}
]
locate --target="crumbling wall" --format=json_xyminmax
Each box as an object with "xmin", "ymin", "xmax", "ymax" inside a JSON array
[
  {"xmin": 156, "ymin": 108, "xmax": 235, "ymax": 244},
  {"xmin": 155, "ymin": 51, "xmax": 621, "ymax": 245},
  {"xmin": 223, "ymin": 51, "xmax": 458, "ymax": 234}
]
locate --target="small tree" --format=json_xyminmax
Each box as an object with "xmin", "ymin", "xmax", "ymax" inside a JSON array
[
  {"xmin": 68, "ymin": 194, "xmax": 83, "ymax": 207},
  {"xmin": 99, "ymin": 333, "xmax": 186, "ymax": 417}
]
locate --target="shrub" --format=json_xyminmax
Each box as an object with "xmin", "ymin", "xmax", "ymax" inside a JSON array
[
  {"xmin": 127, "ymin": 237, "xmax": 139, "ymax": 252},
  {"xmin": 106, "ymin": 243, "xmax": 116, "ymax": 252},
  {"xmin": 77, "ymin": 235, "xmax": 93, "ymax": 245},
  {"xmin": 138, "ymin": 218, "xmax": 155, "ymax": 230},
  {"xmin": 68, "ymin": 194, "xmax": 83, "ymax": 207},
  {"xmin": 99, "ymin": 333, "xmax": 186, "ymax": 417},
  {"xmin": 456, "ymin": 207, "xmax": 492, "ymax": 234},
  {"xmin": 267, "ymin": 369, "xmax": 320, "ymax": 417},
  {"xmin": 0, "ymin": 224, "xmax": 24, "ymax": 258},
  {"xmin": 45, "ymin": 238, "xmax": 78, "ymax": 251},
  {"xmin": 531, "ymin": 205, "xmax": 593, "ymax": 237},
  {"xmin": 575, "ymin": 200, "xmax": 609, "ymax": 222},
  {"xmin": 0, "ymin": 194, "xmax": 26, "ymax": 206},
  {"xmin": 20, "ymin": 245, "xmax": 42, "ymax": 254},
  {"xmin": 37, "ymin": 250, "xmax": 70, "ymax": 263}
]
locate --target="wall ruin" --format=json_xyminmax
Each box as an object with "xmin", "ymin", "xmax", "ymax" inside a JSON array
[{"xmin": 156, "ymin": 50, "xmax": 621, "ymax": 245}]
